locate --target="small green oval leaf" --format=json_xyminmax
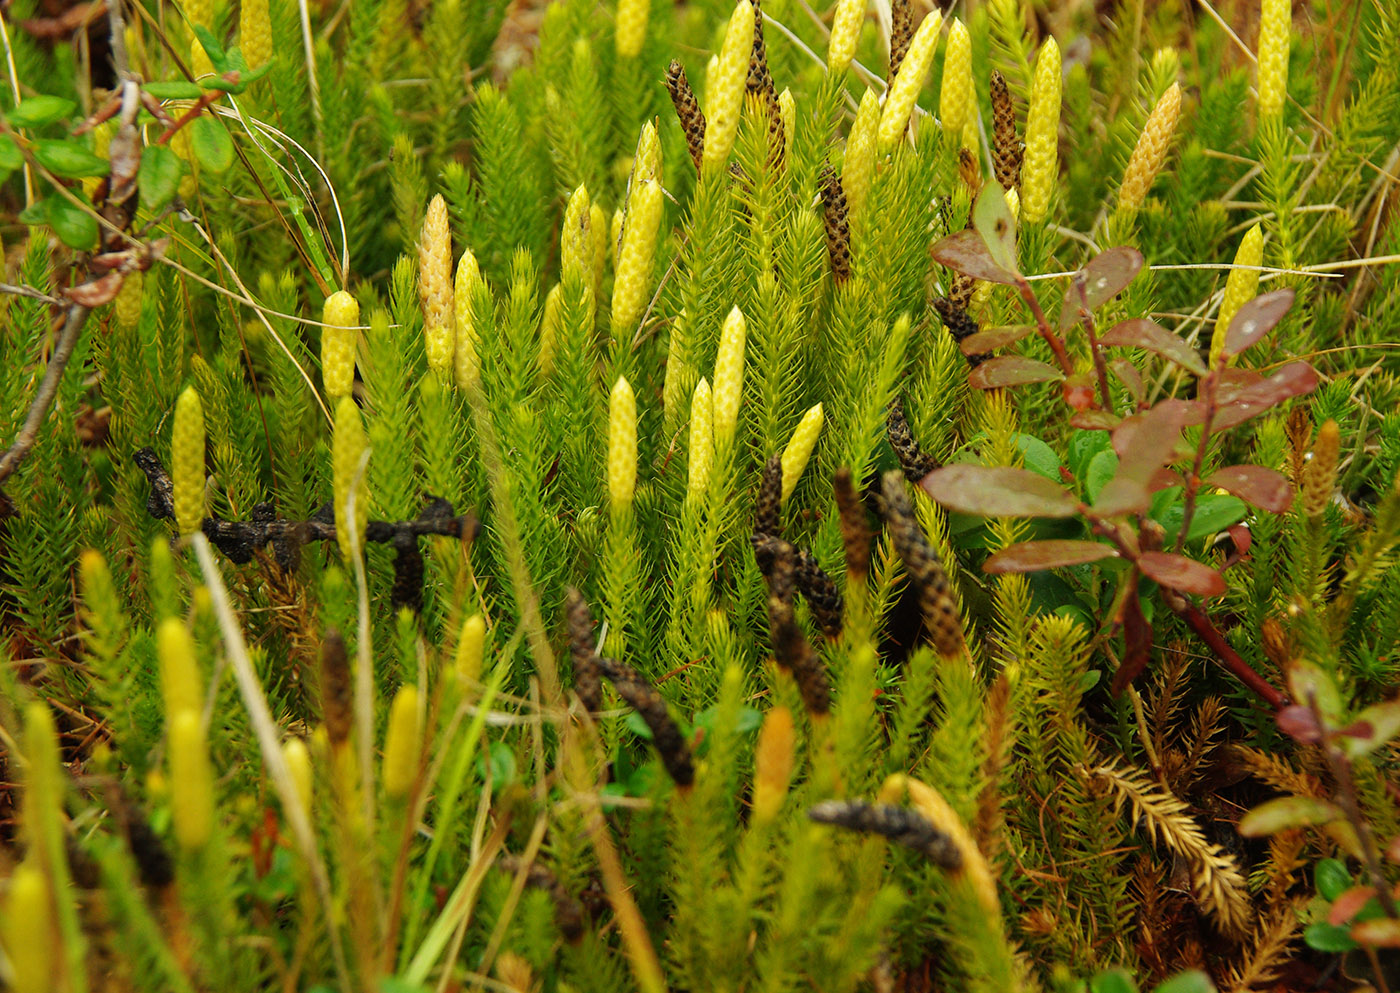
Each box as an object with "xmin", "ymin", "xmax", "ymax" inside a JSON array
[
  {"xmin": 32, "ymin": 138, "xmax": 109, "ymax": 178},
  {"xmin": 1304, "ymin": 922, "xmax": 1358, "ymax": 953},
  {"xmin": 1315, "ymin": 858, "xmax": 1352, "ymax": 901},
  {"xmin": 6, "ymin": 94, "xmax": 76, "ymax": 128},
  {"xmin": 1239, "ymin": 795, "xmax": 1343, "ymax": 837},
  {"xmin": 46, "ymin": 195, "xmax": 98, "ymax": 250},
  {"xmin": 138, "ymin": 143, "xmax": 184, "ymax": 210},
  {"xmin": 0, "ymin": 134, "xmax": 22, "ymax": 172},
  {"xmin": 189, "ymin": 116, "xmax": 233, "ymax": 173},
  {"xmin": 144, "ymin": 81, "xmax": 207, "ymax": 99},
  {"xmin": 921, "ymin": 465, "xmax": 1081, "ymax": 518}
]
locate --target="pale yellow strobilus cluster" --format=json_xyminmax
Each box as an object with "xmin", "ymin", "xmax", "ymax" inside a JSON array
[
  {"xmin": 611, "ymin": 178, "xmax": 663, "ymax": 334},
  {"xmin": 172, "ymin": 386, "xmax": 206, "ymax": 536},
  {"xmin": 615, "ymin": 0, "xmax": 650, "ymax": 58},
  {"xmin": 1256, "ymin": 0, "xmax": 1290, "ymax": 120},
  {"xmin": 702, "ymin": 0, "xmax": 757, "ymax": 172},
  {"xmin": 332, "ymin": 396, "xmax": 370, "ymax": 562},
  {"xmin": 827, "ymin": 0, "xmax": 864, "ymax": 73},
  {"xmin": 419, "ymin": 195, "xmax": 455, "ymax": 374},
  {"xmin": 688, "ymin": 377, "xmax": 714, "ymax": 497},
  {"xmin": 1210, "ymin": 223, "xmax": 1264, "ymax": 367},
  {"xmin": 561, "ymin": 185, "xmax": 593, "ymax": 286},
  {"xmin": 843, "ymin": 88, "xmax": 880, "ymax": 223},
  {"xmin": 382, "ymin": 685, "xmax": 423, "ymax": 799},
  {"xmin": 454, "ymin": 249, "xmax": 482, "ymax": 390},
  {"xmin": 1118, "ymin": 82, "xmax": 1182, "ymax": 214},
  {"xmin": 321, "ymin": 290, "xmax": 359, "ymax": 400},
  {"xmin": 780, "ymin": 403, "xmax": 824, "ymax": 504},
  {"xmin": 1020, "ymin": 37, "xmax": 1061, "ymax": 224},
  {"xmin": 939, "ymin": 19, "xmax": 975, "ymax": 153},
  {"xmin": 711, "ymin": 306, "xmax": 748, "ymax": 443},
  {"xmin": 878, "ymin": 9, "xmax": 944, "ymax": 149},
  {"xmin": 608, "ymin": 375, "xmax": 638, "ymax": 510}
]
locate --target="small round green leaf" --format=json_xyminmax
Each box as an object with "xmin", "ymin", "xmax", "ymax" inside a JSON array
[
  {"xmin": 45, "ymin": 195, "xmax": 99, "ymax": 250},
  {"xmin": 0, "ymin": 134, "xmax": 22, "ymax": 172},
  {"xmin": 189, "ymin": 116, "xmax": 234, "ymax": 173},
  {"xmin": 138, "ymin": 143, "xmax": 184, "ymax": 211},
  {"xmin": 144, "ymin": 81, "xmax": 207, "ymax": 100},
  {"xmin": 1304, "ymin": 922, "xmax": 1358, "ymax": 953},
  {"xmin": 1151, "ymin": 970, "xmax": 1216, "ymax": 993},
  {"xmin": 18, "ymin": 197, "xmax": 47, "ymax": 224},
  {"xmin": 6, "ymin": 94, "xmax": 76, "ymax": 128},
  {"xmin": 33, "ymin": 139, "xmax": 110, "ymax": 178},
  {"xmin": 1238, "ymin": 795, "xmax": 1343, "ymax": 837},
  {"xmin": 1315, "ymin": 858, "xmax": 1352, "ymax": 902}
]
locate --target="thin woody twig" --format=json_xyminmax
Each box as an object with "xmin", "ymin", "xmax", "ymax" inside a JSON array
[
  {"xmin": 0, "ymin": 282, "xmax": 66, "ymax": 307},
  {"xmin": 0, "ymin": 303, "xmax": 91, "ymax": 486}
]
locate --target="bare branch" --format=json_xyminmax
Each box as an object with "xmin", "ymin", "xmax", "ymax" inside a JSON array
[{"xmin": 0, "ymin": 303, "xmax": 92, "ymax": 486}]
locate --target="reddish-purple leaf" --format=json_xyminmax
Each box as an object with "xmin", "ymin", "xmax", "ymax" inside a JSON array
[
  {"xmin": 1238, "ymin": 795, "xmax": 1342, "ymax": 836},
  {"xmin": 1205, "ymin": 465, "xmax": 1292, "ymax": 513},
  {"xmin": 1060, "ymin": 247, "xmax": 1145, "ymax": 330},
  {"xmin": 1150, "ymin": 467, "xmax": 1184, "ymax": 493},
  {"xmin": 1227, "ymin": 523, "xmax": 1252, "ymax": 558},
  {"xmin": 1352, "ymin": 919, "xmax": 1400, "ymax": 948},
  {"xmin": 65, "ymin": 271, "xmax": 124, "ymax": 307},
  {"xmin": 1218, "ymin": 368, "xmax": 1263, "ymax": 391},
  {"xmin": 1329, "ymin": 886, "xmax": 1378, "ymax": 926},
  {"xmin": 1093, "ymin": 476, "xmax": 1152, "ymax": 516},
  {"xmin": 1276, "ymin": 705, "xmax": 1324, "ymax": 744},
  {"xmin": 1100, "ymin": 318, "xmax": 1207, "ymax": 376},
  {"xmin": 1112, "ymin": 575, "xmax": 1152, "ymax": 695},
  {"xmin": 920, "ymin": 465, "xmax": 1081, "ymax": 518},
  {"xmin": 1137, "ymin": 551, "xmax": 1226, "ymax": 596},
  {"xmin": 1341, "ymin": 700, "xmax": 1400, "ymax": 759},
  {"xmin": 983, "ymin": 539, "xmax": 1118, "ymax": 573},
  {"xmin": 1113, "ymin": 400, "xmax": 1200, "ymax": 483},
  {"xmin": 1222, "ymin": 288, "xmax": 1295, "ymax": 359},
  {"xmin": 931, "ymin": 229, "xmax": 1018, "ymax": 285},
  {"xmin": 958, "ymin": 324, "xmax": 1035, "ymax": 355},
  {"xmin": 1109, "ymin": 358, "xmax": 1145, "ymax": 402},
  {"xmin": 1211, "ymin": 362, "xmax": 1319, "ymax": 431},
  {"xmin": 968, "ymin": 355, "xmax": 1065, "ymax": 389}
]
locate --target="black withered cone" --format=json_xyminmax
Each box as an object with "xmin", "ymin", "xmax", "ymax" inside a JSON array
[
  {"xmin": 990, "ymin": 70, "xmax": 1022, "ymax": 191},
  {"xmin": 886, "ymin": 398, "xmax": 939, "ymax": 483},
  {"xmin": 320, "ymin": 628, "xmax": 353, "ymax": 747},
  {"xmin": 747, "ymin": 0, "xmax": 780, "ymax": 107},
  {"xmin": 808, "ymin": 800, "xmax": 962, "ymax": 869},
  {"xmin": 768, "ymin": 593, "xmax": 832, "ymax": 715},
  {"xmin": 755, "ymin": 453, "xmax": 783, "ymax": 539},
  {"xmin": 498, "ymin": 855, "xmax": 587, "ymax": 942},
  {"xmin": 821, "ymin": 167, "xmax": 852, "ymax": 285},
  {"xmin": 763, "ymin": 539, "xmax": 832, "ymax": 715},
  {"xmin": 565, "ymin": 587, "xmax": 604, "ymax": 715},
  {"xmin": 390, "ymin": 529, "xmax": 425, "ymax": 614},
  {"xmin": 794, "ymin": 547, "xmax": 843, "ymax": 639},
  {"xmin": 666, "ymin": 60, "xmax": 707, "ymax": 170},
  {"xmin": 833, "ymin": 468, "xmax": 872, "ymax": 580},
  {"xmin": 600, "ymin": 657, "xmax": 695, "ymax": 788},
  {"xmin": 744, "ymin": 0, "xmax": 784, "ymax": 169},
  {"xmin": 878, "ymin": 471, "xmax": 964, "ymax": 657},
  {"xmin": 888, "ymin": 0, "xmax": 913, "ymax": 85},
  {"xmin": 933, "ymin": 294, "xmax": 986, "ymax": 366}
]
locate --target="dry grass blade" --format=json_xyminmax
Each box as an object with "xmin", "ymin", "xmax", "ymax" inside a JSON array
[{"xmin": 190, "ymin": 534, "xmax": 351, "ymax": 988}]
